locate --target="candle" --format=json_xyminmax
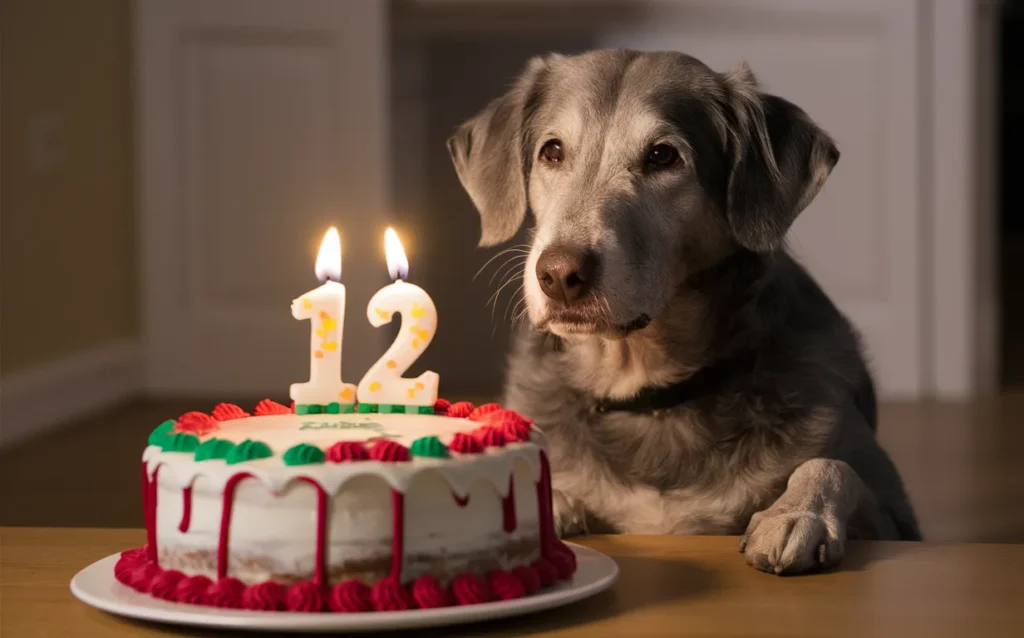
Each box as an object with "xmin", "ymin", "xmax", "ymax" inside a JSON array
[
  {"xmin": 356, "ymin": 228, "xmax": 439, "ymax": 412},
  {"xmin": 290, "ymin": 228, "xmax": 357, "ymax": 414}
]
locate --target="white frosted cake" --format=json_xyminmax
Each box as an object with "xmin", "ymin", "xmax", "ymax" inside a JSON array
[{"xmin": 115, "ymin": 399, "xmax": 576, "ymax": 612}]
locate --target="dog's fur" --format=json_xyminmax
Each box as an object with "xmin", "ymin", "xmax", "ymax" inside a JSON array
[{"xmin": 447, "ymin": 50, "xmax": 920, "ymax": 574}]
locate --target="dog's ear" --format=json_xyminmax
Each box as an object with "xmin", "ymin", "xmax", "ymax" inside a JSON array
[
  {"xmin": 721, "ymin": 64, "xmax": 839, "ymax": 252},
  {"xmin": 447, "ymin": 56, "xmax": 550, "ymax": 247}
]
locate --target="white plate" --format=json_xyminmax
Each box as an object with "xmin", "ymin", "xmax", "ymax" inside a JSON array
[{"xmin": 71, "ymin": 544, "xmax": 618, "ymax": 633}]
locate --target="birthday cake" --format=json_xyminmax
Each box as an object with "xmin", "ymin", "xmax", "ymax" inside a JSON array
[{"xmin": 115, "ymin": 399, "xmax": 576, "ymax": 612}]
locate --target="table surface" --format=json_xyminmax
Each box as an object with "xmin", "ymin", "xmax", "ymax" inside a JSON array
[{"xmin": 3, "ymin": 527, "xmax": 1023, "ymax": 637}]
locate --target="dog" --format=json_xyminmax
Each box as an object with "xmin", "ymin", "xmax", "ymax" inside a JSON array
[{"xmin": 447, "ymin": 49, "xmax": 920, "ymax": 575}]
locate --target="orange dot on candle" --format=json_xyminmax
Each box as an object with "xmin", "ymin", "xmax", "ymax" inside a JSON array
[
  {"xmin": 314, "ymin": 350, "xmax": 324, "ymax": 359},
  {"xmin": 415, "ymin": 382, "xmax": 424, "ymax": 390},
  {"xmin": 386, "ymin": 360, "xmax": 397, "ymax": 369}
]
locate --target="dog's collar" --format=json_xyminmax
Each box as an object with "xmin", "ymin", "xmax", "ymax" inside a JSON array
[{"xmin": 593, "ymin": 352, "xmax": 752, "ymax": 414}]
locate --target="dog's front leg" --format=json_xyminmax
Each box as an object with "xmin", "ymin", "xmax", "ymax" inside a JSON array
[
  {"xmin": 552, "ymin": 489, "xmax": 589, "ymax": 538},
  {"xmin": 740, "ymin": 458, "xmax": 878, "ymax": 575}
]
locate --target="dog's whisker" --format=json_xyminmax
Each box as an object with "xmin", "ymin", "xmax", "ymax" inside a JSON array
[
  {"xmin": 488, "ymin": 255, "xmax": 527, "ymax": 287},
  {"xmin": 472, "ymin": 245, "xmax": 531, "ymax": 282},
  {"xmin": 504, "ymin": 284, "xmax": 525, "ymax": 323}
]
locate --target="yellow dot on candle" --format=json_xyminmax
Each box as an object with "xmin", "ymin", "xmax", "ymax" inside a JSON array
[
  {"xmin": 314, "ymin": 350, "xmax": 324, "ymax": 359},
  {"xmin": 415, "ymin": 382, "xmax": 424, "ymax": 390},
  {"xmin": 410, "ymin": 327, "xmax": 429, "ymax": 341},
  {"xmin": 412, "ymin": 339, "xmax": 420, "ymax": 349},
  {"xmin": 322, "ymin": 341, "xmax": 337, "ymax": 352},
  {"xmin": 339, "ymin": 388, "xmax": 353, "ymax": 400},
  {"xmin": 369, "ymin": 382, "xmax": 381, "ymax": 392},
  {"xmin": 321, "ymin": 316, "xmax": 336, "ymax": 331},
  {"xmin": 302, "ymin": 298, "xmax": 312, "ymax": 310},
  {"xmin": 408, "ymin": 388, "xmax": 416, "ymax": 399},
  {"xmin": 386, "ymin": 360, "xmax": 397, "ymax": 369},
  {"xmin": 410, "ymin": 303, "xmax": 426, "ymax": 319},
  {"xmin": 315, "ymin": 327, "xmax": 327, "ymax": 338},
  {"xmin": 375, "ymin": 308, "xmax": 390, "ymax": 320}
]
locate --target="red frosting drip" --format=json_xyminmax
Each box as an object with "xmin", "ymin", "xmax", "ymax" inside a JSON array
[
  {"xmin": 128, "ymin": 560, "xmax": 160, "ymax": 592},
  {"xmin": 488, "ymin": 569, "xmax": 526, "ymax": 601},
  {"xmin": 446, "ymin": 401, "xmax": 475, "ymax": 418},
  {"xmin": 211, "ymin": 402, "xmax": 249, "ymax": 421},
  {"xmin": 449, "ymin": 432, "xmax": 483, "ymax": 455},
  {"xmin": 178, "ymin": 486, "xmax": 193, "ymax": 533},
  {"xmin": 433, "ymin": 398, "xmax": 452, "ymax": 415},
  {"xmin": 149, "ymin": 569, "xmax": 185, "ymax": 600},
  {"xmin": 142, "ymin": 463, "xmax": 161, "ymax": 562},
  {"xmin": 531, "ymin": 558, "xmax": 559, "ymax": 588},
  {"xmin": 174, "ymin": 411, "xmax": 219, "ymax": 435},
  {"xmin": 174, "ymin": 575, "xmax": 213, "ymax": 604},
  {"xmin": 286, "ymin": 581, "xmax": 325, "ymax": 612},
  {"xmin": 368, "ymin": 440, "xmax": 410, "ymax": 463},
  {"xmin": 389, "ymin": 490, "xmax": 404, "ymax": 579},
  {"xmin": 326, "ymin": 441, "xmax": 369, "ymax": 462},
  {"xmin": 294, "ymin": 477, "xmax": 328, "ymax": 586},
  {"xmin": 207, "ymin": 577, "xmax": 245, "ymax": 608},
  {"xmin": 452, "ymin": 492, "xmax": 470, "ymax": 507},
  {"xmin": 513, "ymin": 565, "xmax": 541, "ymax": 595},
  {"xmin": 551, "ymin": 541, "xmax": 578, "ymax": 579},
  {"xmin": 537, "ymin": 451, "xmax": 555, "ymax": 557},
  {"xmin": 254, "ymin": 398, "xmax": 291, "ymax": 416},
  {"xmin": 218, "ymin": 472, "xmax": 253, "ymax": 579},
  {"xmin": 451, "ymin": 573, "xmax": 494, "ymax": 606},
  {"xmin": 474, "ymin": 425, "xmax": 507, "ymax": 448},
  {"xmin": 469, "ymin": 403, "xmax": 503, "ymax": 420},
  {"xmin": 329, "ymin": 580, "xmax": 372, "ymax": 613},
  {"xmin": 241, "ymin": 581, "xmax": 286, "ymax": 611},
  {"xmin": 502, "ymin": 475, "xmax": 517, "ymax": 532},
  {"xmin": 371, "ymin": 577, "xmax": 415, "ymax": 611},
  {"xmin": 411, "ymin": 574, "xmax": 451, "ymax": 609}
]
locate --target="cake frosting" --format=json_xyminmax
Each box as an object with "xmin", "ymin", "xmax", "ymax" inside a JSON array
[{"xmin": 116, "ymin": 399, "xmax": 577, "ymax": 612}]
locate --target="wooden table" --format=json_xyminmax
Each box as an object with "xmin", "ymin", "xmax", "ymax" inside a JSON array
[{"xmin": 2, "ymin": 528, "xmax": 1022, "ymax": 637}]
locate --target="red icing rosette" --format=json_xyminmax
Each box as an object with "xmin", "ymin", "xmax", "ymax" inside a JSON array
[
  {"xmin": 550, "ymin": 541, "xmax": 578, "ymax": 579},
  {"xmin": 254, "ymin": 398, "xmax": 291, "ymax": 416},
  {"xmin": 488, "ymin": 569, "xmax": 526, "ymax": 601},
  {"xmin": 329, "ymin": 580, "xmax": 372, "ymax": 612},
  {"xmin": 174, "ymin": 575, "xmax": 213, "ymax": 604},
  {"xmin": 127, "ymin": 562, "xmax": 160, "ymax": 592},
  {"xmin": 371, "ymin": 577, "xmax": 415, "ymax": 611},
  {"xmin": 411, "ymin": 574, "xmax": 451, "ymax": 609},
  {"xmin": 446, "ymin": 401, "xmax": 475, "ymax": 418},
  {"xmin": 286, "ymin": 581, "xmax": 325, "ymax": 612},
  {"xmin": 174, "ymin": 411, "xmax": 219, "ymax": 436},
  {"xmin": 368, "ymin": 440, "xmax": 410, "ymax": 463},
  {"xmin": 492, "ymin": 410, "xmax": 534, "ymax": 442},
  {"xmin": 149, "ymin": 570, "xmax": 185, "ymax": 600},
  {"xmin": 211, "ymin": 403, "xmax": 249, "ymax": 421},
  {"xmin": 513, "ymin": 565, "xmax": 541, "ymax": 595},
  {"xmin": 433, "ymin": 398, "xmax": 452, "ymax": 415},
  {"xmin": 207, "ymin": 577, "xmax": 245, "ymax": 608},
  {"xmin": 469, "ymin": 403, "xmax": 503, "ymax": 420},
  {"xmin": 449, "ymin": 432, "xmax": 483, "ymax": 454},
  {"xmin": 120, "ymin": 545, "xmax": 148, "ymax": 565},
  {"xmin": 241, "ymin": 581, "xmax": 286, "ymax": 611},
  {"xmin": 114, "ymin": 557, "xmax": 140, "ymax": 586},
  {"xmin": 474, "ymin": 425, "xmax": 507, "ymax": 448},
  {"xmin": 531, "ymin": 558, "xmax": 559, "ymax": 588},
  {"xmin": 451, "ymin": 573, "xmax": 495, "ymax": 606},
  {"xmin": 326, "ymin": 441, "xmax": 369, "ymax": 463}
]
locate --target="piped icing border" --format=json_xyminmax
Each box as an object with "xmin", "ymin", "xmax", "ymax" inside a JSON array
[{"xmin": 114, "ymin": 540, "xmax": 577, "ymax": 612}]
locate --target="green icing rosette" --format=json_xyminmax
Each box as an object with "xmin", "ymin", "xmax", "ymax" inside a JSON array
[
  {"xmin": 410, "ymin": 435, "xmax": 449, "ymax": 458},
  {"xmin": 148, "ymin": 420, "xmax": 175, "ymax": 447},
  {"xmin": 225, "ymin": 439, "xmax": 273, "ymax": 465},
  {"xmin": 283, "ymin": 443, "xmax": 326, "ymax": 466},
  {"xmin": 194, "ymin": 438, "xmax": 235, "ymax": 462},
  {"xmin": 162, "ymin": 432, "xmax": 199, "ymax": 453}
]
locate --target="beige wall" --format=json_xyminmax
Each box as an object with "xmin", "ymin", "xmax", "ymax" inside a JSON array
[{"xmin": 1, "ymin": 0, "xmax": 136, "ymax": 377}]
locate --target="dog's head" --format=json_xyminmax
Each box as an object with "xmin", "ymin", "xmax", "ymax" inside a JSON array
[{"xmin": 448, "ymin": 50, "xmax": 838, "ymax": 337}]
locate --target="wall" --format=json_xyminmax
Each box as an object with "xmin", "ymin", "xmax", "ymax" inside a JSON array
[{"xmin": 1, "ymin": 0, "xmax": 136, "ymax": 377}]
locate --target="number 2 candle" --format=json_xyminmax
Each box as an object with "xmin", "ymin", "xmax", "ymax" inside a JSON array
[
  {"xmin": 356, "ymin": 228, "xmax": 439, "ymax": 412},
  {"xmin": 290, "ymin": 227, "xmax": 357, "ymax": 412}
]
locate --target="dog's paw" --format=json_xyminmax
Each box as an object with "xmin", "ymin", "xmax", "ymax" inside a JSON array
[
  {"xmin": 552, "ymin": 489, "xmax": 587, "ymax": 538},
  {"xmin": 739, "ymin": 508, "xmax": 844, "ymax": 575}
]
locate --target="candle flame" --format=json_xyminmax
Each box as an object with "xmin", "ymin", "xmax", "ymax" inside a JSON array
[
  {"xmin": 384, "ymin": 227, "xmax": 409, "ymax": 281},
  {"xmin": 314, "ymin": 227, "xmax": 342, "ymax": 283}
]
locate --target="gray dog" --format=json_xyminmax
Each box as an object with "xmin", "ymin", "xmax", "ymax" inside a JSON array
[{"xmin": 447, "ymin": 49, "xmax": 920, "ymax": 575}]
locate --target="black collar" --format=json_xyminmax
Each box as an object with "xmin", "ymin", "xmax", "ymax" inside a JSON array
[{"xmin": 594, "ymin": 352, "xmax": 752, "ymax": 414}]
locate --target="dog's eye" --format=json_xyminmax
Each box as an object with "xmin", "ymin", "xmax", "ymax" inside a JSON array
[
  {"xmin": 646, "ymin": 144, "xmax": 681, "ymax": 169},
  {"xmin": 539, "ymin": 139, "xmax": 564, "ymax": 163}
]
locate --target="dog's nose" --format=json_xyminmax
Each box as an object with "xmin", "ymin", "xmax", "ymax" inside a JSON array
[{"xmin": 535, "ymin": 246, "xmax": 598, "ymax": 304}]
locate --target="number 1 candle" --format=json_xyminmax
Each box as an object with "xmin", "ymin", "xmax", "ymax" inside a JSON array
[
  {"xmin": 356, "ymin": 228, "xmax": 439, "ymax": 412},
  {"xmin": 290, "ymin": 227, "xmax": 357, "ymax": 412}
]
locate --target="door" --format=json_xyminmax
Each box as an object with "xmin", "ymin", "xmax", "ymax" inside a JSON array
[
  {"xmin": 136, "ymin": 0, "xmax": 389, "ymax": 396},
  {"xmin": 604, "ymin": 0, "xmax": 924, "ymax": 398}
]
